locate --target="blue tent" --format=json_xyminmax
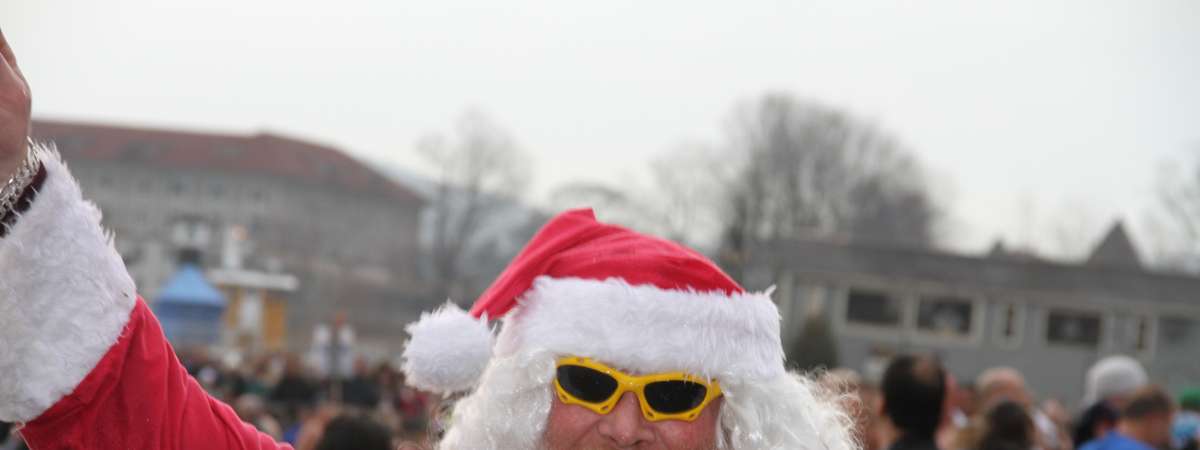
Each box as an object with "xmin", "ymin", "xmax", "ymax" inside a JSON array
[{"xmin": 153, "ymin": 264, "xmax": 227, "ymax": 346}]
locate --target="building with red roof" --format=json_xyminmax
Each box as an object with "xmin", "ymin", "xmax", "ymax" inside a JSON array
[{"xmin": 32, "ymin": 119, "xmax": 427, "ymax": 354}]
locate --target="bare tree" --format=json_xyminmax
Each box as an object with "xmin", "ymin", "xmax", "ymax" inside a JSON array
[
  {"xmin": 418, "ymin": 110, "xmax": 531, "ymax": 302},
  {"xmin": 647, "ymin": 145, "xmax": 728, "ymax": 244},
  {"xmin": 545, "ymin": 93, "xmax": 939, "ymax": 282},
  {"xmin": 549, "ymin": 182, "xmax": 648, "ymax": 229},
  {"xmin": 548, "ymin": 145, "xmax": 726, "ymax": 247},
  {"xmin": 785, "ymin": 313, "xmax": 839, "ymax": 372},
  {"xmin": 716, "ymin": 93, "xmax": 940, "ymax": 280},
  {"xmin": 1148, "ymin": 150, "xmax": 1200, "ymax": 271}
]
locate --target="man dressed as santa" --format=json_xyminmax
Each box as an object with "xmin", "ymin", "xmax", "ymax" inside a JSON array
[{"xmin": 0, "ymin": 30, "xmax": 853, "ymax": 450}]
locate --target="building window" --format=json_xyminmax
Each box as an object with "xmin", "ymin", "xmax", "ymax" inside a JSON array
[
  {"xmin": 845, "ymin": 289, "xmax": 903, "ymax": 328},
  {"xmin": 915, "ymin": 295, "xmax": 975, "ymax": 338},
  {"xmin": 1046, "ymin": 309, "xmax": 1103, "ymax": 347},
  {"xmin": 1158, "ymin": 316, "xmax": 1200, "ymax": 354}
]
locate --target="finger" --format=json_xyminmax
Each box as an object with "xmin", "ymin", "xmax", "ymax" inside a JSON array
[
  {"xmin": 0, "ymin": 28, "xmax": 15, "ymax": 67},
  {"xmin": 0, "ymin": 48, "xmax": 21, "ymax": 89},
  {"xmin": 0, "ymin": 30, "xmax": 25, "ymax": 87},
  {"xmin": 0, "ymin": 28, "xmax": 24, "ymax": 83},
  {"xmin": 0, "ymin": 47, "xmax": 17, "ymax": 85}
]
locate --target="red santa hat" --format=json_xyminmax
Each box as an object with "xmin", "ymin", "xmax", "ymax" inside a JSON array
[{"xmin": 402, "ymin": 208, "xmax": 785, "ymax": 394}]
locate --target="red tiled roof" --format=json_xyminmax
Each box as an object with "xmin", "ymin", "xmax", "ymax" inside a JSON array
[{"xmin": 31, "ymin": 119, "xmax": 424, "ymax": 204}]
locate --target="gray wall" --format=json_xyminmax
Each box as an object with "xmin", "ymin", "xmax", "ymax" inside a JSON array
[{"xmin": 776, "ymin": 274, "xmax": 1200, "ymax": 408}]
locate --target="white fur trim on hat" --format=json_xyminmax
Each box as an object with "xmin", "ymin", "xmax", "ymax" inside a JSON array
[
  {"xmin": 402, "ymin": 302, "xmax": 494, "ymax": 393},
  {"xmin": 0, "ymin": 144, "xmax": 137, "ymax": 422},
  {"xmin": 494, "ymin": 276, "xmax": 786, "ymax": 383}
]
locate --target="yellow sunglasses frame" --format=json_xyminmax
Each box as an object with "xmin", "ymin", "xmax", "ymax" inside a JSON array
[{"xmin": 553, "ymin": 356, "xmax": 723, "ymax": 422}]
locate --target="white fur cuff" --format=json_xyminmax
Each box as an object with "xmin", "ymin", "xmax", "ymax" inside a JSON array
[{"xmin": 0, "ymin": 144, "xmax": 137, "ymax": 422}]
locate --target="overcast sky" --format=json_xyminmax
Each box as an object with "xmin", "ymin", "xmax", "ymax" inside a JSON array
[{"xmin": 4, "ymin": 0, "xmax": 1198, "ymax": 256}]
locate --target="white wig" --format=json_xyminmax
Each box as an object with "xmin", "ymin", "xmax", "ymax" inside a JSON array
[
  {"xmin": 435, "ymin": 344, "xmax": 857, "ymax": 450},
  {"xmin": 407, "ymin": 277, "xmax": 858, "ymax": 449}
]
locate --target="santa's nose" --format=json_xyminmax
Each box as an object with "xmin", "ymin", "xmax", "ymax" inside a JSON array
[{"xmin": 596, "ymin": 392, "xmax": 655, "ymax": 447}]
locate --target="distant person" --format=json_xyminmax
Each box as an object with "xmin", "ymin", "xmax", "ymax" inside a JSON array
[
  {"xmin": 1040, "ymin": 399, "xmax": 1071, "ymax": 437},
  {"xmin": 234, "ymin": 394, "xmax": 285, "ymax": 440},
  {"xmin": 271, "ymin": 353, "xmax": 320, "ymax": 434},
  {"xmin": 1082, "ymin": 356, "xmax": 1149, "ymax": 410},
  {"xmin": 1173, "ymin": 388, "xmax": 1200, "ymax": 450},
  {"xmin": 978, "ymin": 367, "xmax": 1034, "ymax": 407},
  {"xmin": 940, "ymin": 373, "xmax": 967, "ymax": 450},
  {"xmin": 860, "ymin": 382, "xmax": 890, "ymax": 450},
  {"xmin": 1079, "ymin": 386, "xmax": 1176, "ymax": 450},
  {"xmin": 1073, "ymin": 402, "xmax": 1120, "ymax": 450},
  {"xmin": 339, "ymin": 357, "xmax": 380, "ymax": 410},
  {"xmin": 976, "ymin": 367, "xmax": 1067, "ymax": 450},
  {"xmin": 822, "ymin": 368, "xmax": 884, "ymax": 450},
  {"xmin": 310, "ymin": 314, "xmax": 357, "ymax": 384},
  {"xmin": 1075, "ymin": 356, "xmax": 1150, "ymax": 448},
  {"xmin": 975, "ymin": 401, "xmax": 1036, "ymax": 450},
  {"xmin": 392, "ymin": 373, "xmax": 432, "ymax": 440},
  {"xmin": 312, "ymin": 414, "xmax": 392, "ymax": 450},
  {"xmin": 881, "ymin": 354, "xmax": 947, "ymax": 450},
  {"xmin": 954, "ymin": 382, "xmax": 980, "ymax": 428}
]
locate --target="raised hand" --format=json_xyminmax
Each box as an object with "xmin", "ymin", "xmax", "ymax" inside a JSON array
[{"xmin": 0, "ymin": 27, "xmax": 32, "ymax": 180}]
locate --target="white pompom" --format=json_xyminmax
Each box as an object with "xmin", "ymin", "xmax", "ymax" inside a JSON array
[{"xmin": 402, "ymin": 302, "xmax": 494, "ymax": 394}]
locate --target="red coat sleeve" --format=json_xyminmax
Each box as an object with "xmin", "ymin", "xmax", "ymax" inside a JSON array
[{"xmin": 19, "ymin": 299, "xmax": 293, "ymax": 450}]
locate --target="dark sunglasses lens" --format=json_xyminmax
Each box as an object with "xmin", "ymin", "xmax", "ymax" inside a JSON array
[
  {"xmin": 643, "ymin": 380, "xmax": 708, "ymax": 413},
  {"xmin": 557, "ymin": 365, "xmax": 618, "ymax": 403}
]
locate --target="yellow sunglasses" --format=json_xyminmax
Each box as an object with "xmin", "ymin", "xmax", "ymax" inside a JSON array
[{"xmin": 553, "ymin": 356, "xmax": 723, "ymax": 422}]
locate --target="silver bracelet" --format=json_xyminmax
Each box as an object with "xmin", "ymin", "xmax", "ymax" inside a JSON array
[{"xmin": 0, "ymin": 138, "xmax": 42, "ymax": 217}]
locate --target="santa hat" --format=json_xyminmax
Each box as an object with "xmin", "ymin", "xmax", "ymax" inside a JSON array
[{"xmin": 402, "ymin": 209, "xmax": 785, "ymax": 394}]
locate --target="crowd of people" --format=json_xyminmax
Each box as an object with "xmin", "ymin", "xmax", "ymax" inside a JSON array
[
  {"xmin": 0, "ymin": 349, "xmax": 437, "ymax": 450},
  {"xmin": 10, "ymin": 346, "xmax": 1195, "ymax": 450},
  {"xmin": 824, "ymin": 354, "xmax": 1200, "ymax": 450},
  {"xmin": 184, "ymin": 350, "xmax": 438, "ymax": 449}
]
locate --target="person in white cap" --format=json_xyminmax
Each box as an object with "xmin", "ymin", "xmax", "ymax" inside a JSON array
[
  {"xmin": 1073, "ymin": 355, "xmax": 1150, "ymax": 448},
  {"xmin": 1083, "ymin": 356, "xmax": 1149, "ymax": 410}
]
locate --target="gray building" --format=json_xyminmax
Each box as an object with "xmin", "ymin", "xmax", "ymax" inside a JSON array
[
  {"xmin": 750, "ymin": 223, "xmax": 1200, "ymax": 406},
  {"xmin": 32, "ymin": 119, "xmax": 428, "ymax": 355}
]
